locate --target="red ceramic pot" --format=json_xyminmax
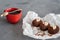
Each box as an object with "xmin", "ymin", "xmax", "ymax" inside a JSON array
[{"xmin": 4, "ymin": 8, "xmax": 22, "ymax": 24}]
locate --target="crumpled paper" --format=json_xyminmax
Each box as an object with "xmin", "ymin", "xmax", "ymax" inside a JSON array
[{"xmin": 22, "ymin": 11, "xmax": 60, "ymax": 40}]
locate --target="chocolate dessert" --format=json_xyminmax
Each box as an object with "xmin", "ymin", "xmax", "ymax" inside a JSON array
[
  {"xmin": 32, "ymin": 17, "xmax": 60, "ymax": 35},
  {"xmin": 48, "ymin": 25, "xmax": 59, "ymax": 34},
  {"xmin": 32, "ymin": 18, "xmax": 43, "ymax": 27},
  {"xmin": 39, "ymin": 21, "xmax": 50, "ymax": 31}
]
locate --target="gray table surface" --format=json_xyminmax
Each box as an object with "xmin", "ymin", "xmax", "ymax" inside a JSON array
[{"xmin": 0, "ymin": 0, "xmax": 60, "ymax": 40}]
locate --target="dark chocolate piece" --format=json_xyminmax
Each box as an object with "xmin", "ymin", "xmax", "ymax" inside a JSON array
[
  {"xmin": 48, "ymin": 25, "xmax": 59, "ymax": 34},
  {"xmin": 39, "ymin": 22, "xmax": 50, "ymax": 31},
  {"xmin": 32, "ymin": 19, "xmax": 42, "ymax": 27}
]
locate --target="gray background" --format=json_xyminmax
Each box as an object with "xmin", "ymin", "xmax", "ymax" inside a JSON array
[{"xmin": 0, "ymin": 0, "xmax": 60, "ymax": 40}]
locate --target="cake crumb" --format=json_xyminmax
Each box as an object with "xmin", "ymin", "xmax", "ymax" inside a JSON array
[
  {"xmin": 48, "ymin": 34, "xmax": 52, "ymax": 36},
  {"xmin": 35, "ymin": 31, "xmax": 45, "ymax": 36}
]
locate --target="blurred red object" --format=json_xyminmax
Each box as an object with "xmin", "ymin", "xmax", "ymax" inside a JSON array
[{"xmin": 4, "ymin": 8, "xmax": 22, "ymax": 24}]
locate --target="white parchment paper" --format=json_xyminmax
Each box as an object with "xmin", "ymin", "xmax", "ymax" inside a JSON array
[{"xmin": 22, "ymin": 11, "xmax": 60, "ymax": 40}]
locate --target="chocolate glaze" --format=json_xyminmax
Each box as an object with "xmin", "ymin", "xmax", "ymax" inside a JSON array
[
  {"xmin": 48, "ymin": 25, "xmax": 59, "ymax": 34},
  {"xmin": 39, "ymin": 22, "xmax": 50, "ymax": 31},
  {"xmin": 32, "ymin": 19, "xmax": 43, "ymax": 27}
]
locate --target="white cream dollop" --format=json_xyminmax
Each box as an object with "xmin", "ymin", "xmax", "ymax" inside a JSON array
[
  {"xmin": 36, "ymin": 17, "xmax": 41, "ymax": 22},
  {"xmin": 50, "ymin": 24, "xmax": 56, "ymax": 29},
  {"xmin": 52, "ymin": 25, "xmax": 56, "ymax": 29},
  {"xmin": 43, "ymin": 22, "xmax": 48, "ymax": 26}
]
